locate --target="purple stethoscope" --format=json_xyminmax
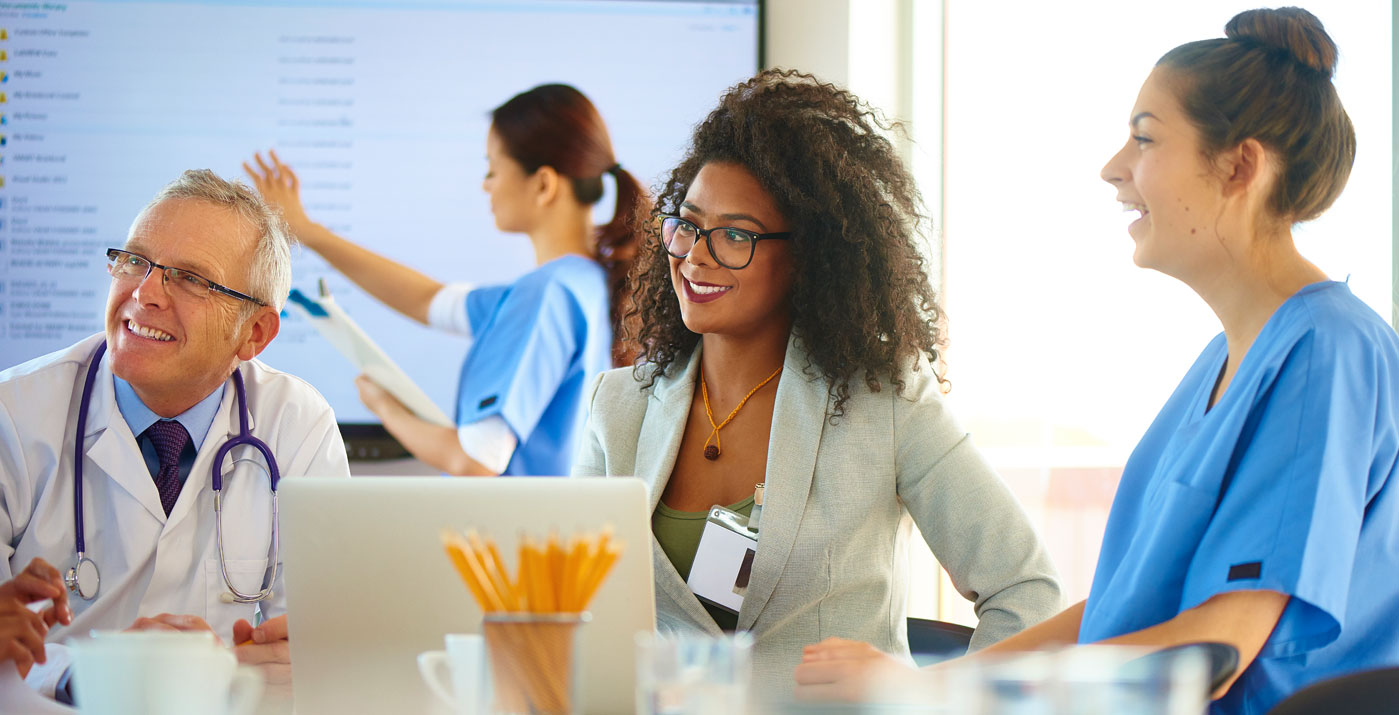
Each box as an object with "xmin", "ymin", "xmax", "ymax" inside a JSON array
[{"xmin": 67, "ymin": 340, "xmax": 281, "ymax": 604}]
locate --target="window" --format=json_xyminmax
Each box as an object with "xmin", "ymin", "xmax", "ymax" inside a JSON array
[{"xmin": 930, "ymin": 0, "xmax": 1392, "ymax": 623}]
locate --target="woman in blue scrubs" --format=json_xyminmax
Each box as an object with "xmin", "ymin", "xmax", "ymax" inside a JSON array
[
  {"xmin": 245, "ymin": 84, "xmax": 645, "ymax": 475},
  {"xmin": 796, "ymin": 8, "xmax": 1399, "ymax": 712}
]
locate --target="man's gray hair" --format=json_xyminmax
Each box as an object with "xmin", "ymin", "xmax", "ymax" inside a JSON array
[{"xmin": 141, "ymin": 169, "xmax": 294, "ymax": 314}]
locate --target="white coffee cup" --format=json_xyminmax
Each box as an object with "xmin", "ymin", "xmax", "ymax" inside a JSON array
[
  {"xmin": 418, "ymin": 633, "xmax": 490, "ymax": 715},
  {"xmin": 69, "ymin": 631, "xmax": 262, "ymax": 715}
]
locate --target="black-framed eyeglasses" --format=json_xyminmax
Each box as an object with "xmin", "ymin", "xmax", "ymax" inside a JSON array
[
  {"xmin": 656, "ymin": 214, "xmax": 792, "ymax": 270},
  {"xmin": 105, "ymin": 248, "xmax": 267, "ymax": 307}
]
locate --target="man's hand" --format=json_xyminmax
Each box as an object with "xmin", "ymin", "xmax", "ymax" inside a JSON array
[
  {"xmin": 0, "ymin": 558, "xmax": 73, "ymax": 678},
  {"xmin": 125, "ymin": 613, "xmax": 223, "ymax": 643},
  {"xmin": 793, "ymin": 637, "xmax": 921, "ymax": 703},
  {"xmin": 234, "ymin": 615, "xmax": 291, "ymax": 685}
]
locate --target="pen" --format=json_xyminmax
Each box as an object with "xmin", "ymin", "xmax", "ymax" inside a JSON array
[{"xmin": 236, "ymin": 606, "xmax": 265, "ymax": 646}]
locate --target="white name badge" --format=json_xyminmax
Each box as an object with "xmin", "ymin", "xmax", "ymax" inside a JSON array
[{"xmin": 687, "ymin": 506, "xmax": 758, "ymax": 614}]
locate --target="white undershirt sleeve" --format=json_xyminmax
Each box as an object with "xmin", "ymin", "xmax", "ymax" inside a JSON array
[
  {"xmin": 457, "ymin": 415, "xmax": 518, "ymax": 475},
  {"xmin": 24, "ymin": 643, "xmax": 70, "ymax": 699},
  {"xmin": 427, "ymin": 282, "xmax": 477, "ymax": 338}
]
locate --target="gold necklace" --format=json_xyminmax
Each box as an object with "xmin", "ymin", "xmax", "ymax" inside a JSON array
[{"xmin": 700, "ymin": 366, "xmax": 783, "ymax": 461}]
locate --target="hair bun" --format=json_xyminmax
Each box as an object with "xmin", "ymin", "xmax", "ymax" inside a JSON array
[{"xmin": 1225, "ymin": 7, "xmax": 1339, "ymax": 77}]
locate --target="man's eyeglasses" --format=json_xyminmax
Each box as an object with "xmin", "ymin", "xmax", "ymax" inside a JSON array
[
  {"xmin": 105, "ymin": 248, "xmax": 267, "ymax": 306},
  {"xmin": 656, "ymin": 215, "xmax": 792, "ymax": 270}
]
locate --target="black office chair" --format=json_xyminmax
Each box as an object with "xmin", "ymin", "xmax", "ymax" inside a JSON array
[
  {"xmin": 1124, "ymin": 641, "xmax": 1240, "ymax": 694},
  {"xmin": 1267, "ymin": 665, "xmax": 1399, "ymax": 714},
  {"xmin": 906, "ymin": 617, "xmax": 975, "ymax": 659}
]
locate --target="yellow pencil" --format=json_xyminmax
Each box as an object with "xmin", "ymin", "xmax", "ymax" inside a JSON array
[
  {"xmin": 561, "ymin": 536, "xmax": 588, "ymax": 611},
  {"xmin": 577, "ymin": 544, "xmax": 622, "ymax": 610},
  {"xmin": 536, "ymin": 545, "xmax": 553, "ymax": 611},
  {"xmin": 486, "ymin": 540, "xmax": 520, "ymax": 612},
  {"xmin": 570, "ymin": 542, "xmax": 596, "ymax": 609},
  {"xmin": 516, "ymin": 540, "xmax": 533, "ymax": 611},
  {"xmin": 486, "ymin": 537, "xmax": 521, "ymax": 611},
  {"xmin": 546, "ymin": 533, "xmax": 565, "ymax": 608},
  {"xmin": 466, "ymin": 531, "xmax": 516, "ymax": 611},
  {"xmin": 441, "ymin": 532, "xmax": 495, "ymax": 611},
  {"xmin": 524, "ymin": 540, "xmax": 547, "ymax": 611},
  {"xmin": 442, "ymin": 528, "xmax": 622, "ymax": 615},
  {"xmin": 458, "ymin": 538, "xmax": 507, "ymax": 612},
  {"xmin": 595, "ymin": 525, "xmax": 613, "ymax": 558}
]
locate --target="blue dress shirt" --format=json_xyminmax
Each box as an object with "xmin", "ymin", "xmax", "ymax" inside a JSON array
[
  {"xmin": 54, "ymin": 376, "xmax": 227, "ymax": 703},
  {"xmin": 113, "ymin": 375, "xmax": 224, "ymax": 483}
]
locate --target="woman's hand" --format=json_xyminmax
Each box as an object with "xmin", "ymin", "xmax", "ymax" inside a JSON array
[
  {"xmin": 243, "ymin": 150, "xmax": 321, "ymax": 247},
  {"xmin": 243, "ymin": 151, "xmax": 444, "ymax": 324},
  {"xmin": 125, "ymin": 613, "xmax": 222, "ymax": 643},
  {"xmin": 355, "ymin": 374, "xmax": 499, "ymax": 475},
  {"xmin": 355, "ymin": 374, "xmax": 408, "ymax": 419},
  {"xmin": 793, "ymin": 637, "xmax": 922, "ymax": 703},
  {"xmin": 0, "ymin": 558, "xmax": 72, "ymax": 678}
]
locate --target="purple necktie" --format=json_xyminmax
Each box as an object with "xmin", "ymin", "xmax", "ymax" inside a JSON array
[{"xmin": 143, "ymin": 420, "xmax": 190, "ymax": 516}]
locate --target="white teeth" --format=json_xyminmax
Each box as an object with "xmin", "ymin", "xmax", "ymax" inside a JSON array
[
  {"xmin": 1121, "ymin": 202, "xmax": 1148, "ymax": 214},
  {"xmin": 126, "ymin": 320, "xmax": 174, "ymax": 342},
  {"xmin": 687, "ymin": 279, "xmax": 731, "ymax": 295}
]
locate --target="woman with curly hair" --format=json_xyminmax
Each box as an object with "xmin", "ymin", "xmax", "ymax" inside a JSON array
[{"xmin": 572, "ymin": 69, "xmax": 1062, "ymax": 691}]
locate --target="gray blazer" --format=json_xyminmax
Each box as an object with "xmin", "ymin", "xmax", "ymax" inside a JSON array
[{"xmin": 573, "ymin": 334, "xmax": 1063, "ymax": 691}]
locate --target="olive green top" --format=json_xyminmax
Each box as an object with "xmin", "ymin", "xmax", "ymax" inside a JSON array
[{"xmin": 652, "ymin": 496, "xmax": 754, "ymax": 632}]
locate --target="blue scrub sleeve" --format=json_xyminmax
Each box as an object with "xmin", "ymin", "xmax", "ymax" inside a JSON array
[
  {"xmin": 466, "ymin": 285, "xmax": 510, "ymax": 334},
  {"xmin": 456, "ymin": 281, "xmax": 579, "ymax": 443},
  {"xmin": 1180, "ymin": 331, "xmax": 1377, "ymax": 658}
]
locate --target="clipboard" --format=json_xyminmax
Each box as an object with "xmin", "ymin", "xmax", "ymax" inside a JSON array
[{"xmin": 286, "ymin": 286, "xmax": 455, "ymax": 428}]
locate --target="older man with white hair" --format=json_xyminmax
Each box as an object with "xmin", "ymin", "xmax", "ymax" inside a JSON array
[{"xmin": 0, "ymin": 170, "xmax": 350, "ymax": 701}]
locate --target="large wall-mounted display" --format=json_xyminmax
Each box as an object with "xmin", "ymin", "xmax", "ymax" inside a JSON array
[{"xmin": 0, "ymin": 0, "xmax": 761, "ymax": 429}]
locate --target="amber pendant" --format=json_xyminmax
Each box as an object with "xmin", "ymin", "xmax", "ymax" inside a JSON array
[{"xmin": 703, "ymin": 445, "xmax": 720, "ymax": 461}]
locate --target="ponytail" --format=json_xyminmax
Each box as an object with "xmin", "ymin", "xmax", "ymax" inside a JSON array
[
  {"xmin": 490, "ymin": 84, "xmax": 649, "ymax": 364},
  {"xmin": 597, "ymin": 166, "xmax": 649, "ymax": 366}
]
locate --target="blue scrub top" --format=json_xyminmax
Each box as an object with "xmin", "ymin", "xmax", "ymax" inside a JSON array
[
  {"xmin": 1080, "ymin": 281, "xmax": 1399, "ymax": 714},
  {"xmin": 455, "ymin": 254, "xmax": 612, "ymax": 476}
]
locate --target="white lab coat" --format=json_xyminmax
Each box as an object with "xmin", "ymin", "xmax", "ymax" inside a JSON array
[{"xmin": 0, "ymin": 333, "xmax": 350, "ymax": 696}]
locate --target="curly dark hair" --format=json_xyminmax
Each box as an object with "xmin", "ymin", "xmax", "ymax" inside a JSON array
[{"xmin": 625, "ymin": 69, "xmax": 946, "ymax": 418}]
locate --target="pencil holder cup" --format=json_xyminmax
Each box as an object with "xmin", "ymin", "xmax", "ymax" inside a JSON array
[{"xmin": 481, "ymin": 612, "xmax": 591, "ymax": 715}]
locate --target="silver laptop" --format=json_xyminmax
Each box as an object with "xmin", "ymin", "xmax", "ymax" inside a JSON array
[{"xmin": 280, "ymin": 477, "xmax": 656, "ymax": 714}]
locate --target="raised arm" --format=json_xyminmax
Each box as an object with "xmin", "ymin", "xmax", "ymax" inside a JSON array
[{"xmin": 244, "ymin": 150, "xmax": 443, "ymax": 324}]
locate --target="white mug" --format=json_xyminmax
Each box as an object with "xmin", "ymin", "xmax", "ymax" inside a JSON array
[
  {"xmin": 69, "ymin": 631, "xmax": 263, "ymax": 715},
  {"xmin": 418, "ymin": 633, "xmax": 490, "ymax": 715}
]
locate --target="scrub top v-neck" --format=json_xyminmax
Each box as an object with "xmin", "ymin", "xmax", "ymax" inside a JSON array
[{"xmin": 1081, "ymin": 281, "xmax": 1399, "ymax": 714}]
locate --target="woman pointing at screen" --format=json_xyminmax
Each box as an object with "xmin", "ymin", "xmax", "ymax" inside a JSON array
[{"xmin": 246, "ymin": 84, "xmax": 646, "ymax": 476}]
